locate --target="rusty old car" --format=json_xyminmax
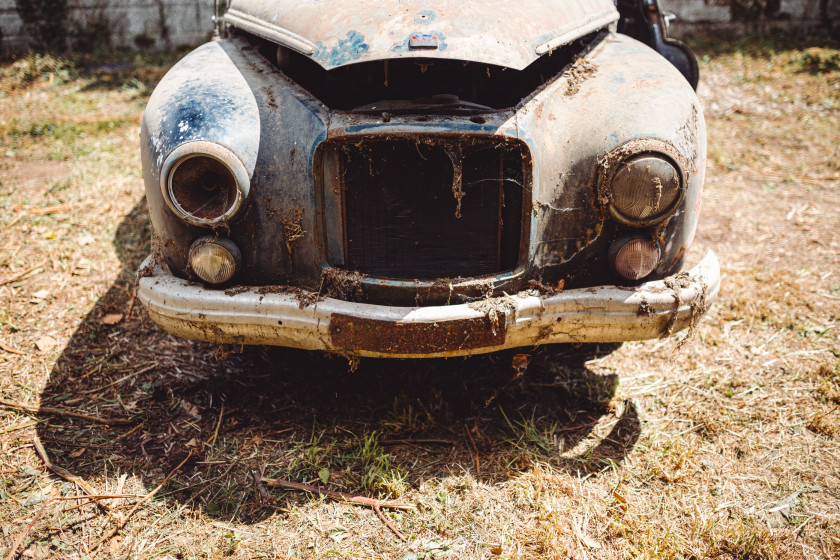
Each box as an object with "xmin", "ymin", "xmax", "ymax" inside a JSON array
[{"xmin": 137, "ymin": 0, "xmax": 720, "ymax": 358}]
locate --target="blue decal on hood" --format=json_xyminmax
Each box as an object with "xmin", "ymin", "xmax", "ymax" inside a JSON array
[
  {"xmin": 314, "ymin": 30, "xmax": 369, "ymax": 67},
  {"xmin": 414, "ymin": 10, "xmax": 436, "ymax": 24}
]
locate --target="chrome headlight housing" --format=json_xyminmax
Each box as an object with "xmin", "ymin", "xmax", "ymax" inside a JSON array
[
  {"xmin": 160, "ymin": 141, "xmax": 251, "ymax": 227},
  {"xmin": 599, "ymin": 141, "xmax": 686, "ymax": 227}
]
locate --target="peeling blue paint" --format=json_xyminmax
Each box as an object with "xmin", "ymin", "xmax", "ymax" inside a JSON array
[
  {"xmin": 606, "ymin": 71, "xmax": 626, "ymax": 87},
  {"xmin": 307, "ymin": 130, "xmax": 328, "ymax": 175},
  {"xmin": 414, "ymin": 10, "xmax": 436, "ymax": 24},
  {"xmin": 433, "ymin": 31, "xmax": 447, "ymax": 51},
  {"xmin": 313, "ymin": 30, "xmax": 369, "ymax": 67},
  {"xmin": 531, "ymin": 29, "xmax": 560, "ymax": 50}
]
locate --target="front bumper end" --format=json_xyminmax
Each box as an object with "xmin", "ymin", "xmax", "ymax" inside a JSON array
[{"xmin": 137, "ymin": 251, "xmax": 720, "ymax": 358}]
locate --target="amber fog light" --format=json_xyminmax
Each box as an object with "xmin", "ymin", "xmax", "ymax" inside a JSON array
[
  {"xmin": 160, "ymin": 142, "xmax": 250, "ymax": 226},
  {"xmin": 610, "ymin": 155, "xmax": 683, "ymax": 225},
  {"xmin": 189, "ymin": 237, "xmax": 241, "ymax": 285},
  {"xmin": 611, "ymin": 237, "xmax": 661, "ymax": 281}
]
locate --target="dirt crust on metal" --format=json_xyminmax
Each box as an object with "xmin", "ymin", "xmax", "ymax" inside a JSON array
[{"xmin": 329, "ymin": 314, "xmax": 507, "ymax": 355}]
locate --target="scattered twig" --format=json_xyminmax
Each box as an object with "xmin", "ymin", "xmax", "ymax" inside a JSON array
[
  {"xmin": 33, "ymin": 437, "xmax": 117, "ymax": 518},
  {"xmin": 793, "ymin": 516, "xmax": 812, "ymax": 537},
  {"xmin": 374, "ymin": 503, "xmax": 407, "ymax": 542},
  {"xmin": 3, "ymin": 202, "xmax": 85, "ymax": 231},
  {"xmin": 5, "ymin": 213, "xmax": 25, "ymax": 228},
  {"xmin": 28, "ymin": 201, "xmax": 84, "ymax": 216},
  {"xmin": 0, "ymin": 420, "xmax": 40, "ymax": 435},
  {"xmin": 0, "ymin": 341, "xmax": 26, "ymax": 355},
  {"xmin": 261, "ymin": 477, "xmax": 412, "ymax": 541},
  {"xmin": 0, "ymin": 259, "xmax": 48, "ymax": 286},
  {"xmin": 164, "ymin": 454, "xmax": 240, "ymax": 497},
  {"xmin": 58, "ymin": 494, "xmax": 139, "ymax": 514},
  {"xmin": 0, "ymin": 398, "xmax": 132, "ymax": 425},
  {"xmin": 114, "ymin": 421, "xmax": 144, "ymax": 441},
  {"xmin": 465, "ymin": 423, "xmax": 481, "ymax": 476},
  {"xmin": 379, "ymin": 439, "xmax": 455, "ymax": 446},
  {"xmin": 79, "ymin": 363, "xmax": 157, "ymax": 395},
  {"xmin": 91, "ymin": 452, "xmax": 192, "ymax": 552},
  {"xmin": 53, "ymin": 494, "xmax": 139, "ymax": 501},
  {"xmin": 260, "ymin": 478, "xmax": 413, "ymax": 510},
  {"xmin": 746, "ymin": 166, "xmax": 840, "ymax": 185},
  {"xmin": 252, "ymin": 470, "xmax": 270, "ymax": 503},
  {"xmin": 207, "ymin": 403, "xmax": 225, "ymax": 445},
  {"xmin": 5, "ymin": 490, "xmax": 56, "ymax": 560},
  {"xmin": 124, "ymin": 285, "xmax": 138, "ymax": 319}
]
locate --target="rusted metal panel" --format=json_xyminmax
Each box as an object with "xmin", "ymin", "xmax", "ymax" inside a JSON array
[
  {"xmin": 223, "ymin": 0, "xmax": 619, "ymax": 70},
  {"xmin": 513, "ymin": 32, "xmax": 706, "ymax": 287},
  {"xmin": 330, "ymin": 314, "xmax": 507, "ymax": 355},
  {"xmin": 142, "ymin": 41, "xmax": 260, "ymax": 176},
  {"xmin": 141, "ymin": 38, "xmax": 330, "ymax": 287}
]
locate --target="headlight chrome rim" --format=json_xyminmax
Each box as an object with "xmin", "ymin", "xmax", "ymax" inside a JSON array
[
  {"xmin": 598, "ymin": 140, "xmax": 688, "ymax": 228},
  {"xmin": 160, "ymin": 141, "xmax": 251, "ymax": 227}
]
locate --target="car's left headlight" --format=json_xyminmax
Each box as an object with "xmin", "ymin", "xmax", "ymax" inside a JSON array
[{"xmin": 160, "ymin": 141, "xmax": 251, "ymax": 226}]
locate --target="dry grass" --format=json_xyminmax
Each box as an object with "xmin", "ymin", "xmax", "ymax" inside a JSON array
[{"xmin": 1, "ymin": 35, "xmax": 839, "ymax": 559}]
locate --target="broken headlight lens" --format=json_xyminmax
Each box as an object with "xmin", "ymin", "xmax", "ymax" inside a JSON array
[
  {"xmin": 610, "ymin": 155, "xmax": 682, "ymax": 225},
  {"xmin": 160, "ymin": 142, "xmax": 250, "ymax": 227},
  {"xmin": 189, "ymin": 237, "xmax": 241, "ymax": 285}
]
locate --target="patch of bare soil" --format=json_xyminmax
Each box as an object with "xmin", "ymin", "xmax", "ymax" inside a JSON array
[{"xmin": 1, "ymin": 38, "xmax": 839, "ymax": 560}]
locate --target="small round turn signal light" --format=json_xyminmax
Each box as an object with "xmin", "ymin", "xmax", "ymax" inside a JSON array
[
  {"xmin": 188, "ymin": 237, "xmax": 241, "ymax": 285},
  {"xmin": 611, "ymin": 237, "xmax": 661, "ymax": 281}
]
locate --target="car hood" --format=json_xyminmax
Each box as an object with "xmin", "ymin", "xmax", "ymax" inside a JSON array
[{"xmin": 223, "ymin": 0, "xmax": 619, "ymax": 70}]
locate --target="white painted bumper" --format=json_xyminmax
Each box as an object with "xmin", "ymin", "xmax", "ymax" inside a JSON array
[{"xmin": 137, "ymin": 251, "xmax": 720, "ymax": 358}]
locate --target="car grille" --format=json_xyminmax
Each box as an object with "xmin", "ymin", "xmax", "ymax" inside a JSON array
[{"xmin": 322, "ymin": 136, "xmax": 526, "ymax": 280}]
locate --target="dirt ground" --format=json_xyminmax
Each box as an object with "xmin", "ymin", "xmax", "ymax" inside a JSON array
[{"xmin": 0, "ymin": 35, "xmax": 839, "ymax": 559}]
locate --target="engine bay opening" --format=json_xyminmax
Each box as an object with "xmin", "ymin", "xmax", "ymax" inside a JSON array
[{"xmin": 237, "ymin": 29, "xmax": 604, "ymax": 112}]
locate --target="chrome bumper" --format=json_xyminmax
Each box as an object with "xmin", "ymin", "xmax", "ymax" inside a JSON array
[{"xmin": 137, "ymin": 251, "xmax": 720, "ymax": 358}]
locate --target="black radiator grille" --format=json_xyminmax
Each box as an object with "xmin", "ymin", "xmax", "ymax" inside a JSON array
[{"xmin": 328, "ymin": 136, "xmax": 525, "ymax": 280}]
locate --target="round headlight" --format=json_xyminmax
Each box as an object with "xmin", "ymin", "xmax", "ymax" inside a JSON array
[
  {"xmin": 189, "ymin": 237, "xmax": 241, "ymax": 285},
  {"xmin": 160, "ymin": 142, "xmax": 250, "ymax": 226},
  {"xmin": 611, "ymin": 237, "xmax": 661, "ymax": 281},
  {"xmin": 609, "ymin": 155, "xmax": 683, "ymax": 225}
]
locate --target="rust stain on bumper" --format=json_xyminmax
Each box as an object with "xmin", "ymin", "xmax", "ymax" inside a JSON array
[{"xmin": 329, "ymin": 313, "xmax": 507, "ymax": 355}]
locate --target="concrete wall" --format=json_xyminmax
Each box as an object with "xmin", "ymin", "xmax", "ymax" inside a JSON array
[
  {"xmin": 1, "ymin": 0, "xmax": 836, "ymax": 53},
  {"xmin": 0, "ymin": 0, "xmax": 213, "ymax": 52},
  {"xmin": 662, "ymin": 0, "xmax": 838, "ymax": 35}
]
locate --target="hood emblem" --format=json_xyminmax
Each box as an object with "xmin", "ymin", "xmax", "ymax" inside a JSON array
[{"xmin": 409, "ymin": 34, "xmax": 439, "ymax": 50}]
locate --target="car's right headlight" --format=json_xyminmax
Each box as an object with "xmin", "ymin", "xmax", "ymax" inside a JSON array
[{"xmin": 607, "ymin": 153, "xmax": 684, "ymax": 226}]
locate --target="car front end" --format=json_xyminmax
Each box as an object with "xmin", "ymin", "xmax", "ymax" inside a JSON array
[{"xmin": 137, "ymin": 0, "xmax": 720, "ymax": 358}]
